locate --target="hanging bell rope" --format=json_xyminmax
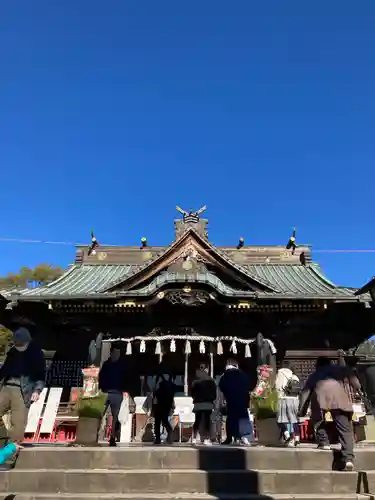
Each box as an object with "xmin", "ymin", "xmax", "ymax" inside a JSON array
[
  {"xmin": 170, "ymin": 339, "xmax": 176, "ymax": 352},
  {"xmin": 126, "ymin": 341, "xmax": 132, "ymax": 355}
]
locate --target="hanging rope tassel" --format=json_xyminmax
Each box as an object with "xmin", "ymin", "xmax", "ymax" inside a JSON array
[
  {"xmin": 155, "ymin": 341, "xmax": 162, "ymax": 355},
  {"xmin": 126, "ymin": 341, "xmax": 132, "ymax": 355},
  {"xmin": 140, "ymin": 340, "xmax": 146, "ymax": 353},
  {"xmin": 170, "ymin": 339, "xmax": 176, "ymax": 352},
  {"xmin": 230, "ymin": 340, "xmax": 237, "ymax": 355},
  {"xmin": 199, "ymin": 340, "xmax": 205, "ymax": 353},
  {"xmin": 185, "ymin": 339, "xmax": 191, "ymax": 355},
  {"xmin": 217, "ymin": 341, "xmax": 223, "ymax": 355},
  {"xmin": 245, "ymin": 343, "xmax": 251, "ymax": 358}
]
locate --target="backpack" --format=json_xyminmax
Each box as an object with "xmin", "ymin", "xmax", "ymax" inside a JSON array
[{"xmin": 284, "ymin": 377, "xmax": 301, "ymax": 397}]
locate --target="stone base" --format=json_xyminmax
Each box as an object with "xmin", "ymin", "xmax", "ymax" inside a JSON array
[
  {"xmin": 255, "ymin": 418, "xmax": 280, "ymax": 446},
  {"xmin": 356, "ymin": 415, "xmax": 375, "ymax": 442}
]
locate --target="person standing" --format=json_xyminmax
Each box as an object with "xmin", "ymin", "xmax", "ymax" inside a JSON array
[
  {"xmin": 152, "ymin": 374, "xmax": 176, "ymax": 445},
  {"xmin": 299, "ymin": 357, "xmax": 361, "ymax": 471},
  {"xmin": 0, "ymin": 327, "xmax": 45, "ymax": 462},
  {"xmin": 99, "ymin": 345, "xmax": 128, "ymax": 447},
  {"xmin": 219, "ymin": 359, "xmax": 252, "ymax": 445},
  {"xmin": 191, "ymin": 362, "xmax": 217, "ymax": 446},
  {"xmin": 275, "ymin": 361, "xmax": 301, "ymax": 447}
]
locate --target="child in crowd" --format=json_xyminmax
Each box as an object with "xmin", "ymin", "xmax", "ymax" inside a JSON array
[{"xmin": 275, "ymin": 361, "xmax": 301, "ymax": 447}]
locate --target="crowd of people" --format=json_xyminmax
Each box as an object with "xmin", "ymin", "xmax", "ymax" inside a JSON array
[
  {"xmin": 99, "ymin": 344, "xmax": 361, "ymax": 471},
  {"xmin": 0, "ymin": 330, "xmax": 363, "ymax": 473}
]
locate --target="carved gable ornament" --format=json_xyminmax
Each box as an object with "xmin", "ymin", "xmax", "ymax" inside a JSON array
[
  {"xmin": 166, "ymin": 290, "xmax": 210, "ymax": 307},
  {"xmin": 167, "ymin": 243, "xmax": 208, "ymax": 274}
]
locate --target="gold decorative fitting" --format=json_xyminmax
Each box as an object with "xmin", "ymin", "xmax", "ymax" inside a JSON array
[
  {"xmin": 115, "ymin": 301, "xmax": 136, "ymax": 308},
  {"xmin": 157, "ymin": 292, "xmax": 165, "ymax": 299},
  {"xmin": 97, "ymin": 252, "xmax": 107, "ymax": 261},
  {"xmin": 142, "ymin": 251, "xmax": 153, "ymax": 261},
  {"xmin": 183, "ymin": 286, "xmax": 191, "ymax": 293},
  {"xmin": 238, "ymin": 302, "xmax": 250, "ymax": 309},
  {"xmin": 182, "ymin": 259, "xmax": 193, "ymax": 271}
]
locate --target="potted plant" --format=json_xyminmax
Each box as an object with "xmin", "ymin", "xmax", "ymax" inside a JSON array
[
  {"xmin": 252, "ymin": 389, "xmax": 280, "ymax": 446},
  {"xmin": 75, "ymin": 392, "xmax": 106, "ymax": 446}
]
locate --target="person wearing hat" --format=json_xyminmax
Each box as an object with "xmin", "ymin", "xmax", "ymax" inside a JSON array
[{"xmin": 0, "ymin": 327, "xmax": 45, "ymax": 462}]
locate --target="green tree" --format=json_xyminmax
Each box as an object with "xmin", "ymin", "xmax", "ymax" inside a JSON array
[
  {"xmin": 0, "ymin": 326, "xmax": 12, "ymax": 356},
  {"xmin": 0, "ymin": 264, "xmax": 64, "ymax": 290},
  {"xmin": 32, "ymin": 263, "xmax": 64, "ymax": 285}
]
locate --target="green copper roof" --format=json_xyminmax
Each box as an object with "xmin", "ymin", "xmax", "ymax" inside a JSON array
[
  {"xmin": 16, "ymin": 265, "xmax": 136, "ymax": 298},
  {"xmin": 241, "ymin": 263, "xmax": 354, "ymax": 297},
  {"xmin": 5, "ymin": 262, "xmax": 365, "ymax": 301}
]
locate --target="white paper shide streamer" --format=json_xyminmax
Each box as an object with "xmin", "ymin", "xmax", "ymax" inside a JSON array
[
  {"xmin": 230, "ymin": 340, "xmax": 237, "ymax": 355},
  {"xmin": 170, "ymin": 338, "xmax": 176, "ymax": 352},
  {"xmin": 199, "ymin": 340, "xmax": 205, "ymax": 353}
]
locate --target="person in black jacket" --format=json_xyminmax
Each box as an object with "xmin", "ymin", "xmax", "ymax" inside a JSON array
[
  {"xmin": 0, "ymin": 327, "xmax": 45, "ymax": 455},
  {"xmin": 152, "ymin": 373, "xmax": 176, "ymax": 445},
  {"xmin": 191, "ymin": 363, "xmax": 217, "ymax": 445},
  {"xmin": 99, "ymin": 345, "xmax": 128, "ymax": 447},
  {"xmin": 219, "ymin": 358, "xmax": 252, "ymax": 445}
]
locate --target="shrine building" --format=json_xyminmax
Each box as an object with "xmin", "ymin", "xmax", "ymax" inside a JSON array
[{"xmin": 0, "ymin": 206, "xmax": 373, "ymax": 396}]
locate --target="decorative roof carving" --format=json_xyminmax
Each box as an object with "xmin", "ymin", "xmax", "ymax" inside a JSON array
[
  {"xmin": 165, "ymin": 290, "xmax": 210, "ymax": 307},
  {"xmin": 103, "ymin": 228, "xmax": 275, "ymax": 293}
]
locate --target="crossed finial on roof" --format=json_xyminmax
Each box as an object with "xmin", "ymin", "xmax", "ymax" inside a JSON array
[{"xmin": 176, "ymin": 205, "xmax": 207, "ymax": 224}]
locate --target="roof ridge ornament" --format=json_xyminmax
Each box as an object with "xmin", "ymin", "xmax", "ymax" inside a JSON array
[{"xmin": 176, "ymin": 205, "xmax": 207, "ymax": 224}]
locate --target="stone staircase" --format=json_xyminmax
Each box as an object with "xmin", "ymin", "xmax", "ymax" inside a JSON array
[{"xmin": 1, "ymin": 446, "xmax": 375, "ymax": 500}]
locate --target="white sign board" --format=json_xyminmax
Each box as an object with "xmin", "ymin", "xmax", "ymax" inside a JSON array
[
  {"xmin": 25, "ymin": 388, "xmax": 48, "ymax": 434},
  {"xmin": 39, "ymin": 387, "xmax": 63, "ymax": 434}
]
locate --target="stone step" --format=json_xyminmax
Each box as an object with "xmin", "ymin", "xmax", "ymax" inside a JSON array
[
  {"xmin": 0, "ymin": 469, "xmax": 368, "ymax": 495},
  {"xmin": 0, "ymin": 494, "xmax": 370, "ymax": 500},
  {"xmin": 15, "ymin": 447, "xmax": 375, "ymax": 471}
]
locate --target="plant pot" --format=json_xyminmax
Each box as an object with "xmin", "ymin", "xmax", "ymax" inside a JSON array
[
  {"xmin": 255, "ymin": 417, "xmax": 280, "ymax": 446},
  {"xmin": 75, "ymin": 416, "xmax": 101, "ymax": 446}
]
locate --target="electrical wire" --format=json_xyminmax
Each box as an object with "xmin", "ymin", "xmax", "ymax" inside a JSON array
[{"xmin": 0, "ymin": 235, "xmax": 374, "ymax": 254}]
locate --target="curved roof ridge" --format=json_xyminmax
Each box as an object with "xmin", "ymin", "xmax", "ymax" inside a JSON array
[
  {"xmin": 104, "ymin": 227, "xmax": 278, "ymax": 293},
  {"xmin": 19, "ymin": 265, "xmax": 78, "ymax": 297},
  {"xmin": 309, "ymin": 262, "xmax": 337, "ymax": 288},
  {"xmin": 121, "ymin": 271, "xmax": 256, "ymax": 297},
  {"xmin": 209, "ymin": 243, "xmax": 279, "ymax": 291}
]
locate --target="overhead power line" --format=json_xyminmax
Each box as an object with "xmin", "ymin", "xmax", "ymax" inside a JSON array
[{"xmin": 0, "ymin": 235, "xmax": 374, "ymax": 254}]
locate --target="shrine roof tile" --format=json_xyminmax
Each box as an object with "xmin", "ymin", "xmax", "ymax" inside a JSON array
[
  {"xmin": 17, "ymin": 264, "xmax": 137, "ymax": 297},
  {"xmin": 6, "ymin": 262, "xmax": 369, "ymax": 302}
]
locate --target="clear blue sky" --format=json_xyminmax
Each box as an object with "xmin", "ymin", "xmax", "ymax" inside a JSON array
[{"xmin": 0, "ymin": 1, "xmax": 374, "ymax": 288}]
